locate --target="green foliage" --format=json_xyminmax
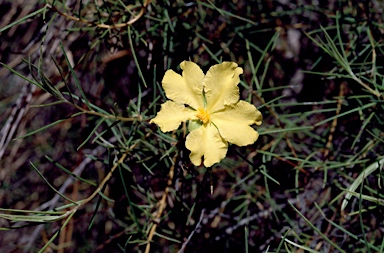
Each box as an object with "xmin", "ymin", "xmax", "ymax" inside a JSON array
[{"xmin": 0, "ymin": 0, "xmax": 383, "ymax": 252}]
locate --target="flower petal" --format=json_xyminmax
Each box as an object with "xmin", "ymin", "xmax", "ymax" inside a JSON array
[
  {"xmin": 185, "ymin": 123, "xmax": 228, "ymax": 167},
  {"xmin": 211, "ymin": 100, "xmax": 262, "ymax": 146},
  {"xmin": 204, "ymin": 62, "xmax": 243, "ymax": 113},
  {"xmin": 150, "ymin": 101, "xmax": 196, "ymax": 132},
  {"xmin": 162, "ymin": 61, "xmax": 204, "ymax": 109}
]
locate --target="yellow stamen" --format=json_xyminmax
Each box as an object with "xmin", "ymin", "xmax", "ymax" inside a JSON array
[{"xmin": 196, "ymin": 108, "xmax": 210, "ymax": 124}]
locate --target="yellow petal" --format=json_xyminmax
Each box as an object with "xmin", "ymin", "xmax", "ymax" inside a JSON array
[
  {"xmin": 162, "ymin": 61, "xmax": 204, "ymax": 109},
  {"xmin": 204, "ymin": 62, "xmax": 243, "ymax": 113},
  {"xmin": 150, "ymin": 101, "xmax": 196, "ymax": 132},
  {"xmin": 211, "ymin": 100, "xmax": 262, "ymax": 146},
  {"xmin": 185, "ymin": 123, "xmax": 228, "ymax": 167}
]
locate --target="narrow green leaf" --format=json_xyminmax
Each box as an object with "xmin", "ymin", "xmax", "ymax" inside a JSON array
[
  {"xmin": 45, "ymin": 156, "xmax": 97, "ymax": 186},
  {"xmin": 0, "ymin": 211, "xmax": 69, "ymax": 223},
  {"xmin": 30, "ymin": 100, "xmax": 67, "ymax": 108},
  {"xmin": 0, "ymin": 7, "xmax": 46, "ymax": 33},
  {"xmin": 315, "ymin": 202, "xmax": 381, "ymax": 251},
  {"xmin": 59, "ymin": 42, "xmax": 92, "ymax": 110},
  {"xmin": 315, "ymin": 102, "xmax": 376, "ymax": 127},
  {"xmin": 128, "ymin": 25, "xmax": 147, "ymax": 88},
  {"xmin": 38, "ymin": 210, "xmax": 76, "ymax": 253},
  {"xmin": 0, "ymin": 63, "xmax": 41, "ymax": 87},
  {"xmin": 77, "ymin": 118, "xmax": 106, "ymax": 150},
  {"xmin": 288, "ymin": 201, "xmax": 346, "ymax": 253},
  {"xmin": 0, "ymin": 208, "xmax": 65, "ymax": 215},
  {"xmin": 342, "ymin": 157, "xmax": 384, "ymax": 211},
  {"xmin": 29, "ymin": 162, "xmax": 77, "ymax": 205},
  {"xmin": 284, "ymin": 238, "xmax": 320, "ymax": 253},
  {"xmin": 14, "ymin": 112, "xmax": 83, "ymax": 140}
]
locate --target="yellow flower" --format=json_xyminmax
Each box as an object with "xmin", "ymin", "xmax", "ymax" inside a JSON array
[{"xmin": 151, "ymin": 61, "xmax": 262, "ymax": 167}]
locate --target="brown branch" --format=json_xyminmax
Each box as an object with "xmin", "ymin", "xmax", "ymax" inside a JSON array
[
  {"xmin": 144, "ymin": 152, "xmax": 178, "ymax": 253},
  {"xmin": 323, "ymin": 82, "xmax": 346, "ymax": 159},
  {"xmin": 177, "ymin": 209, "xmax": 205, "ymax": 253},
  {"xmin": 46, "ymin": 0, "xmax": 152, "ymax": 29}
]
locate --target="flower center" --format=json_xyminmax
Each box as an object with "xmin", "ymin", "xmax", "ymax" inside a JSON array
[{"xmin": 196, "ymin": 108, "xmax": 210, "ymax": 124}]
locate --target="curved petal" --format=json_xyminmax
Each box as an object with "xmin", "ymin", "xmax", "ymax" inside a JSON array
[
  {"xmin": 204, "ymin": 62, "xmax": 243, "ymax": 113},
  {"xmin": 162, "ymin": 61, "xmax": 204, "ymax": 109},
  {"xmin": 211, "ymin": 100, "xmax": 262, "ymax": 146},
  {"xmin": 150, "ymin": 101, "xmax": 196, "ymax": 132},
  {"xmin": 185, "ymin": 123, "xmax": 228, "ymax": 167}
]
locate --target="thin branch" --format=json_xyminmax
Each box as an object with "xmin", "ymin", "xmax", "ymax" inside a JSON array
[
  {"xmin": 45, "ymin": 0, "xmax": 152, "ymax": 30},
  {"xmin": 177, "ymin": 209, "xmax": 205, "ymax": 253},
  {"xmin": 145, "ymin": 152, "xmax": 178, "ymax": 253}
]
